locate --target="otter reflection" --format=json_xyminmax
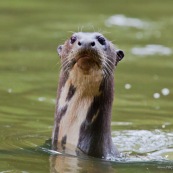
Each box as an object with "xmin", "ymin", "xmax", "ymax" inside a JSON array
[{"xmin": 50, "ymin": 155, "xmax": 116, "ymax": 173}]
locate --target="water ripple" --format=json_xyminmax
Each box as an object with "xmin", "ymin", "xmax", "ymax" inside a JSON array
[{"xmin": 112, "ymin": 130, "xmax": 173, "ymax": 161}]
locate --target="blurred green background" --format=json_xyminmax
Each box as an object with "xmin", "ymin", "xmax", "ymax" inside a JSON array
[{"xmin": 0, "ymin": 0, "xmax": 173, "ymax": 172}]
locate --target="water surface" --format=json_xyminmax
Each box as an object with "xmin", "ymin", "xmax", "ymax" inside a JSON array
[{"xmin": 0, "ymin": 0, "xmax": 173, "ymax": 172}]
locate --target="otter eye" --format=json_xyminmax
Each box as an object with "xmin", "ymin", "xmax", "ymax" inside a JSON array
[
  {"xmin": 97, "ymin": 36, "xmax": 106, "ymax": 45},
  {"xmin": 70, "ymin": 36, "xmax": 77, "ymax": 44}
]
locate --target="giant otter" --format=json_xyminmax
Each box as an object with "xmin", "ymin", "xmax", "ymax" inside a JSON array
[{"xmin": 52, "ymin": 32, "xmax": 124, "ymax": 159}]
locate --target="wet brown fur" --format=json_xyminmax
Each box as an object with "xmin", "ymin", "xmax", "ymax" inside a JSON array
[{"xmin": 52, "ymin": 32, "xmax": 124, "ymax": 159}]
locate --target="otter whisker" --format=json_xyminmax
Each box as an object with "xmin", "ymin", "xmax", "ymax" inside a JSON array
[
  {"xmin": 104, "ymin": 60, "xmax": 114, "ymax": 71},
  {"xmin": 103, "ymin": 58, "xmax": 114, "ymax": 72},
  {"xmin": 61, "ymin": 60, "xmax": 70, "ymax": 69},
  {"xmin": 61, "ymin": 58, "xmax": 73, "ymax": 70},
  {"xmin": 102, "ymin": 69, "xmax": 108, "ymax": 79},
  {"xmin": 61, "ymin": 63, "xmax": 70, "ymax": 72},
  {"xmin": 90, "ymin": 25, "xmax": 95, "ymax": 32},
  {"xmin": 62, "ymin": 62, "xmax": 72, "ymax": 73},
  {"xmin": 68, "ymin": 31, "xmax": 75, "ymax": 34},
  {"xmin": 105, "ymin": 57, "xmax": 115, "ymax": 66},
  {"xmin": 61, "ymin": 58, "xmax": 69, "ymax": 66},
  {"xmin": 55, "ymin": 61, "xmax": 61, "ymax": 69},
  {"xmin": 104, "ymin": 66, "xmax": 113, "ymax": 77},
  {"xmin": 105, "ymin": 66, "xmax": 113, "ymax": 76},
  {"xmin": 63, "ymin": 64, "xmax": 71, "ymax": 73},
  {"xmin": 99, "ymin": 55, "xmax": 113, "ymax": 77},
  {"xmin": 78, "ymin": 25, "xmax": 84, "ymax": 32},
  {"xmin": 63, "ymin": 66, "xmax": 71, "ymax": 76},
  {"xmin": 102, "ymin": 60, "xmax": 114, "ymax": 77},
  {"xmin": 102, "ymin": 63, "xmax": 111, "ymax": 78},
  {"xmin": 101, "ymin": 60, "xmax": 110, "ymax": 75}
]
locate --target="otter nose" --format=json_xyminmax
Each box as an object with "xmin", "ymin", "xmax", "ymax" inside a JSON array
[{"xmin": 78, "ymin": 41, "xmax": 95, "ymax": 47}]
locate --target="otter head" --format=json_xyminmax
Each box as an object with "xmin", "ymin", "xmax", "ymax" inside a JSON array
[{"xmin": 57, "ymin": 32, "xmax": 124, "ymax": 76}]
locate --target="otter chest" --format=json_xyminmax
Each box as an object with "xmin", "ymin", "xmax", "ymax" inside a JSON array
[{"xmin": 57, "ymin": 68, "xmax": 103, "ymax": 147}]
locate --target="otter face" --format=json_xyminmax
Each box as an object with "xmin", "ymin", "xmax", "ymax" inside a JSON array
[{"xmin": 57, "ymin": 32, "xmax": 124, "ymax": 77}]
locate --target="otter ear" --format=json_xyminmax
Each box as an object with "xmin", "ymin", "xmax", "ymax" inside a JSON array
[
  {"xmin": 115, "ymin": 49, "xmax": 124, "ymax": 65},
  {"xmin": 57, "ymin": 45, "xmax": 63, "ymax": 57}
]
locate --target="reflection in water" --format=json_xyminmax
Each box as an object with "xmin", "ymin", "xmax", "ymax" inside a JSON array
[
  {"xmin": 48, "ymin": 129, "xmax": 173, "ymax": 173},
  {"xmin": 49, "ymin": 154, "xmax": 173, "ymax": 173},
  {"xmin": 50, "ymin": 155, "xmax": 116, "ymax": 173}
]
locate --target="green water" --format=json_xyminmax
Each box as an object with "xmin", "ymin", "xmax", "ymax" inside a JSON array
[{"xmin": 0, "ymin": 0, "xmax": 173, "ymax": 172}]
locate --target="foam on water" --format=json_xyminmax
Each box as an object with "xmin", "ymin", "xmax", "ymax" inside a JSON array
[
  {"xmin": 38, "ymin": 97, "xmax": 46, "ymax": 102},
  {"xmin": 7, "ymin": 88, "xmax": 12, "ymax": 93},
  {"xmin": 125, "ymin": 83, "xmax": 132, "ymax": 90},
  {"xmin": 131, "ymin": 45, "xmax": 172, "ymax": 56},
  {"xmin": 105, "ymin": 14, "xmax": 150, "ymax": 29},
  {"xmin": 38, "ymin": 129, "xmax": 173, "ymax": 162},
  {"xmin": 112, "ymin": 130, "xmax": 173, "ymax": 161},
  {"xmin": 153, "ymin": 93, "xmax": 160, "ymax": 99},
  {"xmin": 161, "ymin": 88, "xmax": 170, "ymax": 96},
  {"xmin": 152, "ymin": 88, "xmax": 170, "ymax": 100}
]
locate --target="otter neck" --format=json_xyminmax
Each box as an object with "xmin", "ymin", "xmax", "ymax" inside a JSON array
[
  {"xmin": 56, "ymin": 67, "xmax": 103, "ymax": 144},
  {"xmin": 53, "ymin": 67, "xmax": 119, "ymax": 158}
]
